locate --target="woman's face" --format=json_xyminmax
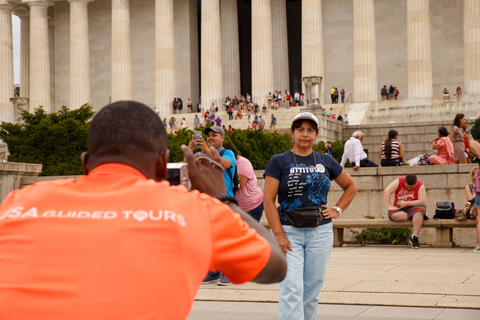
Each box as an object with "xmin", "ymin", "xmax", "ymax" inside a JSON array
[
  {"xmin": 292, "ymin": 121, "xmax": 318, "ymax": 149},
  {"xmin": 461, "ymin": 117, "xmax": 468, "ymax": 129},
  {"xmin": 474, "ymin": 170, "xmax": 478, "ymax": 182}
]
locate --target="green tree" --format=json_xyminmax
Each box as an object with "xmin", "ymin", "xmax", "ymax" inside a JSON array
[{"xmin": 0, "ymin": 104, "xmax": 95, "ymax": 176}]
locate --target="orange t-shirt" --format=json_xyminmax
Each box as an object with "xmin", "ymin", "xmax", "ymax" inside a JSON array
[{"xmin": 0, "ymin": 164, "xmax": 270, "ymax": 320}]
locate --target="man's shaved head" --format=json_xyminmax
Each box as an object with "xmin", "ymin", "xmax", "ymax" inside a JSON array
[{"xmin": 86, "ymin": 101, "xmax": 168, "ymax": 173}]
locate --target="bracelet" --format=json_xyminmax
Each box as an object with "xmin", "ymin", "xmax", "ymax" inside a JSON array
[{"xmin": 216, "ymin": 195, "xmax": 239, "ymax": 206}]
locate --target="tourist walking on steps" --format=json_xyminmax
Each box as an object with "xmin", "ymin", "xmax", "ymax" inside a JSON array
[
  {"xmin": 263, "ymin": 112, "xmax": 357, "ymax": 320},
  {"xmin": 381, "ymin": 85, "xmax": 388, "ymax": 100},
  {"xmin": 389, "ymin": 85, "xmax": 395, "ymax": 100},
  {"xmin": 340, "ymin": 89, "xmax": 346, "ymax": 103}
]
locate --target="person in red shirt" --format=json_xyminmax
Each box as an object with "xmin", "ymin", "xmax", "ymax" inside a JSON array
[
  {"xmin": 384, "ymin": 174, "xmax": 427, "ymax": 248},
  {"xmin": 0, "ymin": 101, "xmax": 286, "ymax": 320}
]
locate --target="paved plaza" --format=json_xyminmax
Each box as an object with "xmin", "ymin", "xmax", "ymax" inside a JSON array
[{"xmin": 189, "ymin": 246, "xmax": 480, "ymax": 319}]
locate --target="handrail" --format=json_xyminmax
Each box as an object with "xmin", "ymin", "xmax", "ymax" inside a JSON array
[{"xmin": 339, "ymin": 93, "xmax": 352, "ymax": 116}]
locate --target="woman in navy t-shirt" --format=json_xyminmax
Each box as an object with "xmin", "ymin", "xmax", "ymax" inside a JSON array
[{"xmin": 264, "ymin": 112, "xmax": 357, "ymax": 320}]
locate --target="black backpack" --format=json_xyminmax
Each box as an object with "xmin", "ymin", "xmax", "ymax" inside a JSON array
[
  {"xmin": 219, "ymin": 149, "xmax": 239, "ymax": 196},
  {"xmin": 433, "ymin": 201, "xmax": 455, "ymax": 219},
  {"xmin": 472, "ymin": 117, "xmax": 480, "ymax": 140}
]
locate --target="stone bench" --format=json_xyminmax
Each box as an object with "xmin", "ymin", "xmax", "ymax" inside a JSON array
[{"xmin": 332, "ymin": 218, "xmax": 477, "ymax": 248}]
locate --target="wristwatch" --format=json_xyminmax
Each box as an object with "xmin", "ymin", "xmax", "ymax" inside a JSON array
[{"xmin": 333, "ymin": 206, "xmax": 343, "ymax": 215}]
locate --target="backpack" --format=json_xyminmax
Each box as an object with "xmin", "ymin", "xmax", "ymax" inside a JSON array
[
  {"xmin": 472, "ymin": 117, "xmax": 480, "ymax": 140},
  {"xmin": 219, "ymin": 149, "xmax": 239, "ymax": 196},
  {"xmin": 433, "ymin": 201, "xmax": 455, "ymax": 219}
]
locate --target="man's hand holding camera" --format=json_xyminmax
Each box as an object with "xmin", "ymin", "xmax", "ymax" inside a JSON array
[{"xmin": 181, "ymin": 145, "xmax": 226, "ymax": 198}]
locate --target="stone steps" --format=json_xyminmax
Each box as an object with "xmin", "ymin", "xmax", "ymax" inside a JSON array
[{"xmin": 162, "ymin": 105, "xmax": 320, "ymax": 131}]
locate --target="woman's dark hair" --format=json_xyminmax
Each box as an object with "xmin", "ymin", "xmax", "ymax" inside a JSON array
[
  {"xmin": 222, "ymin": 143, "xmax": 238, "ymax": 159},
  {"xmin": 453, "ymin": 113, "xmax": 464, "ymax": 128},
  {"xmin": 438, "ymin": 127, "xmax": 449, "ymax": 137},
  {"xmin": 384, "ymin": 130, "xmax": 398, "ymax": 161},
  {"xmin": 291, "ymin": 119, "xmax": 319, "ymax": 133}
]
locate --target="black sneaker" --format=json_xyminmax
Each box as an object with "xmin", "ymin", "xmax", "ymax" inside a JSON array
[
  {"xmin": 217, "ymin": 275, "xmax": 232, "ymax": 286},
  {"xmin": 411, "ymin": 235, "xmax": 419, "ymax": 249},
  {"xmin": 202, "ymin": 274, "xmax": 220, "ymax": 284}
]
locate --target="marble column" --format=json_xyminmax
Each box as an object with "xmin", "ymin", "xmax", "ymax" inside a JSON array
[
  {"xmin": 49, "ymin": 17, "xmax": 55, "ymax": 110},
  {"xmin": 353, "ymin": 0, "xmax": 378, "ymax": 103},
  {"xmin": 302, "ymin": 0, "xmax": 324, "ymax": 104},
  {"xmin": 407, "ymin": 0, "xmax": 433, "ymax": 99},
  {"xmin": 252, "ymin": 0, "xmax": 274, "ymax": 108},
  {"xmin": 69, "ymin": 0, "xmax": 92, "ymax": 109},
  {"xmin": 221, "ymin": 0, "xmax": 240, "ymax": 100},
  {"xmin": 464, "ymin": 0, "xmax": 480, "ymax": 95},
  {"xmin": 111, "ymin": 0, "xmax": 132, "ymax": 102},
  {"xmin": 0, "ymin": 1, "xmax": 15, "ymax": 123},
  {"xmin": 272, "ymin": 0, "xmax": 289, "ymax": 94},
  {"xmin": 14, "ymin": 7, "xmax": 29, "ymax": 99},
  {"xmin": 26, "ymin": 0, "xmax": 53, "ymax": 112},
  {"xmin": 155, "ymin": 0, "xmax": 175, "ymax": 116},
  {"xmin": 201, "ymin": 0, "xmax": 223, "ymax": 110}
]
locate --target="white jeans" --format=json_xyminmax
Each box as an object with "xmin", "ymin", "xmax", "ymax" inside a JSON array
[{"xmin": 278, "ymin": 223, "xmax": 333, "ymax": 320}]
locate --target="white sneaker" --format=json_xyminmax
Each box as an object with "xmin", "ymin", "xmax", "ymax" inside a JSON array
[{"xmin": 473, "ymin": 245, "xmax": 480, "ymax": 253}]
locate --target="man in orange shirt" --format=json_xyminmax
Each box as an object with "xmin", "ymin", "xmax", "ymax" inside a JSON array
[{"xmin": 0, "ymin": 101, "xmax": 286, "ymax": 320}]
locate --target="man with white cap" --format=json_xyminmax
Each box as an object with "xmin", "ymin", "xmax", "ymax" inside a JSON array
[{"xmin": 188, "ymin": 126, "xmax": 237, "ymax": 286}]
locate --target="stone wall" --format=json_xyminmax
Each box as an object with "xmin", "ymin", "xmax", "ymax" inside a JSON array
[
  {"xmin": 0, "ymin": 162, "xmax": 42, "ymax": 202},
  {"xmin": 342, "ymin": 119, "xmax": 479, "ymax": 165}
]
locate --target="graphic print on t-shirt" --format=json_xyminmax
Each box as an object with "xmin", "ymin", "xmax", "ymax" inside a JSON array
[{"xmin": 280, "ymin": 162, "xmax": 329, "ymax": 222}]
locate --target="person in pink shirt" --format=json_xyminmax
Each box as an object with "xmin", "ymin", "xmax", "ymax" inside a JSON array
[
  {"xmin": 427, "ymin": 127, "xmax": 455, "ymax": 165},
  {"xmin": 223, "ymin": 144, "xmax": 264, "ymax": 221}
]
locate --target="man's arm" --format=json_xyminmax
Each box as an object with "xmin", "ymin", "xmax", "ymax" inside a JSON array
[
  {"xmin": 181, "ymin": 145, "xmax": 286, "ymax": 283},
  {"xmin": 384, "ymin": 179, "xmax": 400, "ymax": 211},
  {"xmin": 226, "ymin": 202, "xmax": 286, "ymax": 283}
]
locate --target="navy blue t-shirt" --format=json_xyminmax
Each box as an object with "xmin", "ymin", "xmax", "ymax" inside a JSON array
[{"xmin": 264, "ymin": 150, "xmax": 343, "ymax": 226}]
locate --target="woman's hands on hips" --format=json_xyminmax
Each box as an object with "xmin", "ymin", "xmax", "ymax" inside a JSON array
[{"xmin": 321, "ymin": 205, "xmax": 340, "ymax": 219}]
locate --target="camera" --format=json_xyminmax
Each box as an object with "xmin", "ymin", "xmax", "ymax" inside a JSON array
[{"xmin": 167, "ymin": 162, "xmax": 189, "ymax": 188}]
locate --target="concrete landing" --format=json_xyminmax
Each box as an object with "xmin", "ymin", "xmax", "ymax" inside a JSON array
[
  {"xmin": 188, "ymin": 301, "xmax": 480, "ymax": 319},
  {"xmin": 193, "ymin": 246, "xmax": 480, "ymax": 313}
]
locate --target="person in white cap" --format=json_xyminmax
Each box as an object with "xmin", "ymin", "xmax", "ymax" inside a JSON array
[{"xmin": 263, "ymin": 112, "xmax": 357, "ymax": 320}]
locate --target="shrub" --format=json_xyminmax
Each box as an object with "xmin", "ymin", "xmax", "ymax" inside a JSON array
[
  {"xmin": 0, "ymin": 105, "xmax": 94, "ymax": 176},
  {"xmin": 350, "ymin": 216, "xmax": 412, "ymax": 245}
]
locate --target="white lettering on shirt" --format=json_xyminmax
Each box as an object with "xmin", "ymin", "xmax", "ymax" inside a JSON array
[{"xmin": 0, "ymin": 208, "xmax": 186, "ymax": 227}]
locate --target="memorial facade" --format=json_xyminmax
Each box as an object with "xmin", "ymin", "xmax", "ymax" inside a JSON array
[{"xmin": 0, "ymin": 0, "xmax": 478, "ymax": 122}]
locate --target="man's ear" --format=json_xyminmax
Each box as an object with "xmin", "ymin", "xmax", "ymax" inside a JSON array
[
  {"xmin": 156, "ymin": 150, "xmax": 170, "ymax": 181},
  {"xmin": 81, "ymin": 152, "xmax": 90, "ymax": 175}
]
